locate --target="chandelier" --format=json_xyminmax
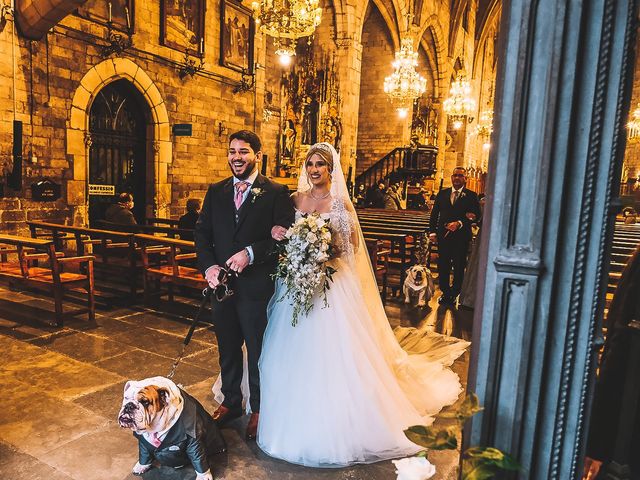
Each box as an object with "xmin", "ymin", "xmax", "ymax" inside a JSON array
[
  {"xmin": 251, "ymin": 0, "xmax": 322, "ymax": 64},
  {"xmin": 475, "ymin": 109, "xmax": 493, "ymax": 149},
  {"xmin": 627, "ymin": 103, "xmax": 640, "ymax": 140},
  {"xmin": 443, "ymin": 74, "xmax": 476, "ymax": 129},
  {"xmin": 383, "ymin": 36, "xmax": 427, "ymax": 118}
]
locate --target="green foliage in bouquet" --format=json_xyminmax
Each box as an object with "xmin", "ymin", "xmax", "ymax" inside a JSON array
[{"xmin": 404, "ymin": 393, "xmax": 520, "ymax": 480}]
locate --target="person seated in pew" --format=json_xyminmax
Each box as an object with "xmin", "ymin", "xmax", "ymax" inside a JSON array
[
  {"xmin": 178, "ymin": 198, "xmax": 201, "ymax": 231},
  {"xmin": 105, "ymin": 192, "xmax": 137, "ymax": 225}
]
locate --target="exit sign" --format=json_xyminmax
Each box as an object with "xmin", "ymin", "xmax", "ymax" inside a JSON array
[{"xmin": 173, "ymin": 124, "xmax": 192, "ymax": 136}]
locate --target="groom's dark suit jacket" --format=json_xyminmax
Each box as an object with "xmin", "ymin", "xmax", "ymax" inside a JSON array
[{"xmin": 195, "ymin": 173, "xmax": 294, "ymax": 300}]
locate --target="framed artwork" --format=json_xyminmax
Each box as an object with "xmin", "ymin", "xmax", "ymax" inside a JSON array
[
  {"xmin": 160, "ymin": 0, "xmax": 205, "ymax": 54},
  {"xmin": 220, "ymin": 0, "xmax": 254, "ymax": 73},
  {"xmin": 76, "ymin": 0, "xmax": 134, "ymax": 31}
]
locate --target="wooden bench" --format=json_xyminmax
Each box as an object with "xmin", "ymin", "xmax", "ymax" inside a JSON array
[
  {"xmin": 134, "ymin": 234, "xmax": 206, "ymax": 303},
  {"xmin": 146, "ymin": 217, "xmax": 181, "ymax": 227},
  {"xmin": 0, "ymin": 234, "xmax": 95, "ymax": 326},
  {"xmin": 27, "ymin": 221, "xmax": 141, "ymax": 297},
  {"xmin": 95, "ymin": 220, "xmax": 194, "ymax": 240}
]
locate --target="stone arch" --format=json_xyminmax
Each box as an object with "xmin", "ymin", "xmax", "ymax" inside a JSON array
[
  {"xmin": 66, "ymin": 58, "xmax": 172, "ymax": 224},
  {"xmin": 357, "ymin": 0, "xmax": 400, "ymax": 50},
  {"xmin": 418, "ymin": 18, "xmax": 447, "ymax": 99}
]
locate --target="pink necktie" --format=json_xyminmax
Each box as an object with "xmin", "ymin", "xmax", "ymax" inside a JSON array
[
  {"xmin": 149, "ymin": 432, "xmax": 161, "ymax": 447},
  {"xmin": 234, "ymin": 181, "xmax": 249, "ymax": 210}
]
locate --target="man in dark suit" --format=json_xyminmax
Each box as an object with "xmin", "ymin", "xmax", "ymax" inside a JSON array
[
  {"xmin": 195, "ymin": 130, "xmax": 294, "ymax": 441},
  {"xmin": 428, "ymin": 167, "xmax": 481, "ymax": 306}
]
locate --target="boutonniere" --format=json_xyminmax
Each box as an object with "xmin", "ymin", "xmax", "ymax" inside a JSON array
[
  {"xmin": 250, "ymin": 187, "xmax": 264, "ymax": 203},
  {"xmin": 459, "ymin": 191, "xmax": 466, "ymax": 199}
]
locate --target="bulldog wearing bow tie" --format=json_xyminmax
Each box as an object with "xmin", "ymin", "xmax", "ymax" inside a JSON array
[{"xmin": 118, "ymin": 376, "xmax": 226, "ymax": 479}]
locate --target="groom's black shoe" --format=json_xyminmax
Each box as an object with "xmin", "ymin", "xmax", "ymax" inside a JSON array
[
  {"xmin": 246, "ymin": 412, "xmax": 259, "ymax": 440},
  {"xmin": 213, "ymin": 405, "xmax": 242, "ymax": 426}
]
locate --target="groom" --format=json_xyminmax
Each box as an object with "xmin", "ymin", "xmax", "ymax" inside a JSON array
[{"xmin": 195, "ymin": 130, "xmax": 295, "ymax": 440}]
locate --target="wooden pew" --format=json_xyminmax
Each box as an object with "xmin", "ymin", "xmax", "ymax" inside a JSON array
[
  {"xmin": 0, "ymin": 234, "xmax": 95, "ymax": 326},
  {"xmin": 95, "ymin": 220, "xmax": 193, "ymax": 239},
  {"xmin": 146, "ymin": 217, "xmax": 181, "ymax": 227},
  {"xmin": 134, "ymin": 234, "xmax": 206, "ymax": 303},
  {"xmin": 27, "ymin": 221, "xmax": 141, "ymax": 297}
]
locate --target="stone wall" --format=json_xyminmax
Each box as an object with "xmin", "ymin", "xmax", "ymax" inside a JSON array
[{"xmin": 355, "ymin": 4, "xmax": 403, "ymax": 177}]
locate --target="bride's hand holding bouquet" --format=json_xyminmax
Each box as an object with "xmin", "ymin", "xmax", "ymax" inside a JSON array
[{"xmin": 272, "ymin": 213, "xmax": 337, "ymax": 326}]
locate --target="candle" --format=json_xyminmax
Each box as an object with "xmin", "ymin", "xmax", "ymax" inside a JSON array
[
  {"xmin": 124, "ymin": 6, "xmax": 131, "ymax": 29},
  {"xmin": 200, "ymin": 37, "xmax": 204, "ymax": 54},
  {"xmin": 107, "ymin": 1, "xmax": 112, "ymax": 22}
]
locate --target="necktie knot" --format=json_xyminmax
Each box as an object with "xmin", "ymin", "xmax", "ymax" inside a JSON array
[
  {"xmin": 234, "ymin": 181, "xmax": 249, "ymax": 210},
  {"xmin": 235, "ymin": 181, "xmax": 249, "ymax": 194},
  {"xmin": 452, "ymin": 190, "xmax": 460, "ymax": 204}
]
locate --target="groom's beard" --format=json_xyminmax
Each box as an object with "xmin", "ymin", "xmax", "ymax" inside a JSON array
[{"xmin": 229, "ymin": 162, "xmax": 256, "ymax": 180}]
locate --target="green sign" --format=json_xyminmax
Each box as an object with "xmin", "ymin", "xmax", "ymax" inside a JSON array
[{"xmin": 172, "ymin": 124, "xmax": 193, "ymax": 136}]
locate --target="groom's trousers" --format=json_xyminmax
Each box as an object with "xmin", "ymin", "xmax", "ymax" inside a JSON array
[{"xmin": 211, "ymin": 293, "xmax": 269, "ymax": 413}]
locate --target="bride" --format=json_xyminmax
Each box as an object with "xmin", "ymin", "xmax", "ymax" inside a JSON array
[{"xmin": 255, "ymin": 142, "xmax": 470, "ymax": 467}]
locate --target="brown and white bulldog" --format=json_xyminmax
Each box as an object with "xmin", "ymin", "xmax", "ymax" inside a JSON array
[
  {"xmin": 403, "ymin": 264, "xmax": 435, "ymax": 307},
  {"xmin": 118, "ymin": 376, "xmax": 225, "ymax": 480}
]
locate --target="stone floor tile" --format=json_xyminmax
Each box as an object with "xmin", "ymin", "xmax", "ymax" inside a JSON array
[
  {"xmin": 95, "ymin": 348, "xmax": 213, "ymax": 386},
  {"xmin": 28, "ymin": 330, "xmax": 137, "ymax": 364},
  {"xmin": 39, "ymin": 425, "xmax": 138, "ymax": 480},
  {"xmin": 0, "ymin": 442, "xmax": 75, "ymax": 480}
]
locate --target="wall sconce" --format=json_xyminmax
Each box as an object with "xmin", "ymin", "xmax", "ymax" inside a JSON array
[
  {"xmin": 99, "ymin": 3, "xmax": 133, "ymax": 58},
  {"xmin": 233, "ymin": 68, "xmax": 256, "ymax": 94},
  {"xmin": 177, "ymin": 50, "xmax": 204, "ymax": 80},
  {"xmin": 218, "ymin": 122, "xmax": 228, "ymax": 138}
]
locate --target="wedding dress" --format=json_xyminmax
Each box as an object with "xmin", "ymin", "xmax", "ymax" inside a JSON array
[{"xmin": 254, "ymin": 143, "xmax": 470, "ymax": 467}]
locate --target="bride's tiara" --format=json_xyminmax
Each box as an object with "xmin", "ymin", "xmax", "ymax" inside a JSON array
[{"xmin": 312, "ymin": 142, "xmax": 334, "ymax": 154}]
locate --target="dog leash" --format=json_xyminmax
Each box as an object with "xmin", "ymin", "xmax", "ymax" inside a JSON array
[{"xmin": 167, "ymin": 287, "xmax": 213, "ymax": 380}]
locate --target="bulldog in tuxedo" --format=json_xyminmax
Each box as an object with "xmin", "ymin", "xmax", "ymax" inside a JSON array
[
  {"xmin": 118, "ymin": 376, "xmax": 226, "ymax": 480},
  {"xmin": 403, "ymin": 264, "xmax": 435, "ymax": 307}
]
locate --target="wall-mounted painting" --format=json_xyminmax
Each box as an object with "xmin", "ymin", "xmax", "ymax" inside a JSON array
[
  {"xmin": 76, "ymin": 0, "xmax": 134, "ymax": 32},
  {"xmin": 220, "ymin": 0, "xmax": 254, "ymax": 73},
  {"xmin": 161, "ymin": 0, "xmax": 205, "ymax": 54}
]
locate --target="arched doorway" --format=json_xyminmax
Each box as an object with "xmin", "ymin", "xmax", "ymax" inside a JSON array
[{"xmin": 88, "ymin": 79, "xmax": 150, "ymax": 225}]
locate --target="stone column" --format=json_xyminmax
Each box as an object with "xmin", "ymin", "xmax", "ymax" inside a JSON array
[
  {"xmin": 334, "ymin": 37, "xmax": 363, "ymax": 178},
  {"xmin": 467, "ymin": 1, "xmax": 638, "ymax": 478}
]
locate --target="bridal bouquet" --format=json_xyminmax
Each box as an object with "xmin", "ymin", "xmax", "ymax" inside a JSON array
[{"xmin": 274, "ymin": 213, "xmax": 337, "ymax": 326}]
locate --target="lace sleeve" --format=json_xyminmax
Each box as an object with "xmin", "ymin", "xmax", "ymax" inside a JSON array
[{"xmin": 331, "ymin": 198, "xmax": 358, "ymax": 261}]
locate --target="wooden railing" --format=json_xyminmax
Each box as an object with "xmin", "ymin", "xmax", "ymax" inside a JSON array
[{"xmin": 356, "ymin": 146, "xmax": 437, "ymax": 190}]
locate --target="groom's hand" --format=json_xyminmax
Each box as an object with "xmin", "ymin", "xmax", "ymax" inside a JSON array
[
  {"xmin": 227, "ymin": 249, "xmax": 250, "ymax": 273},
  {"xmin": 205, "ymin": 265, "xmax": 222, "ymax": 288}
]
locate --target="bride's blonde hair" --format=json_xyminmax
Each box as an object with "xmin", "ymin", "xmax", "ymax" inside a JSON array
[{"xmin": 305, "ymin": 143, "xmax": 334, "ymax": 173}]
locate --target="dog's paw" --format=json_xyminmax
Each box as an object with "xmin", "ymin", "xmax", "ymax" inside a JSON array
[
  {"xmin": 196, "ymin": 469, "xmax": 214, "ymax": 480},
  {"xmin": 132, "ymin": 462, "xmax": 153, "ymax": 475}
]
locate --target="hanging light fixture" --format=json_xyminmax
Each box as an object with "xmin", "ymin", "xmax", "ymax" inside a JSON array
[
  {"xmin": 627, "ymin": 103, "xmax": 640, "ymax": 140},
  {"xmin": 383, "ymin": 16, "xmax": 427, "ymax": 118},
  {"xmin": 443, "ymin": 73, "xmax": 476, "ymax": 129},
  {"xmin": 475, "ymin": 109, "xmax": 493, "ymax": 149},
  {"xmin": 251, "ymin": 0, "xmax": 322, "ymax": 64}
]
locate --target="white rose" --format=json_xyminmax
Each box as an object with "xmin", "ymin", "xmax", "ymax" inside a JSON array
[
  {"xmin": 316, "ymin": 218, "xmax": 326, "ymax": 229},
  {"xmin": 392, "ymin": 457, "xmax": 436, "ymax": 480},
  {"xmin": 306, "ymin": 232, "xmax": 318, "ymax": 243}
]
